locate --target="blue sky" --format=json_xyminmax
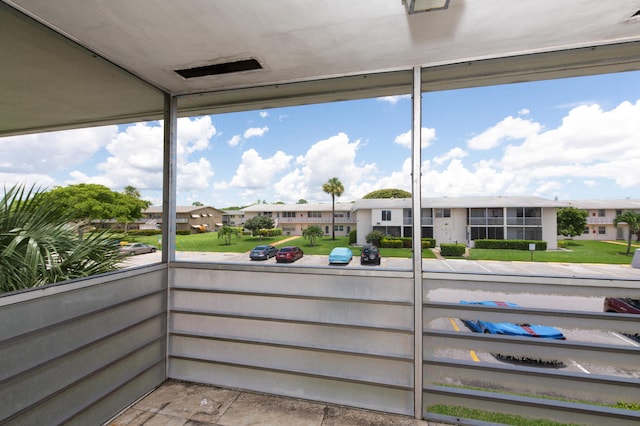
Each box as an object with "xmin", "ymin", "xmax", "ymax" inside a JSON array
[{"xmin": 1, "ymin": 70, "xmax": 639, "ymax": 208}]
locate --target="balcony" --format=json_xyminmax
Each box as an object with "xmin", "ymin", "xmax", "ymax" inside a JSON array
[{"xmin": 587, "ymin": 217, "xmax": 614, "ymax": 225}]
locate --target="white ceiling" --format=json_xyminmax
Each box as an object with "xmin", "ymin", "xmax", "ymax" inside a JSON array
[{"xmin": 2, "ymin": 0, "xmax": 640, "ymax": 136}]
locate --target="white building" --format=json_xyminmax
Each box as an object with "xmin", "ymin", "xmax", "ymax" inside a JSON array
[{"xmin": 352, "ymin": 196, "xmax": 562, "ymax": 249}]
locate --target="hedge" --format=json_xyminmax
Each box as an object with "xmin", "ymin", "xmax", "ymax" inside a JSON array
[
  {"xmin": 125, "ymin": 229, "xmax": 162, "ymax": 236},
  {"xmin": 440, "ymin": 243, "xmax": 466, "ymax": 257},
  {"xmin": 380, "ymin": 237, "xmax": 436, "ymax": 250},
  {"xmin": 474, "ymin": 239, "xmax": 547, "ymax": 251},
  {"xmin": 259, "ymin": 228, "xmax": 283, "ymax": 237},
  {"xmin": 380, "ymin": 237, "xmax": 435, "ymax": 249}
]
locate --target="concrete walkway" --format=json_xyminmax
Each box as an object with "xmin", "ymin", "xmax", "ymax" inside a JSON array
[{"xmin": 107, "ymin": 381, "xmax": 452, "ymax": 426}]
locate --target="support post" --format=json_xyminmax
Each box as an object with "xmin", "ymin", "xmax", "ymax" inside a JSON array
[
  {"xmin": 411, "ymin": 66, "xmax": 424, "ymax": 419},
  {"xmin": 162, "ymin": 94, "xmax": 177, "ymax": 263}
]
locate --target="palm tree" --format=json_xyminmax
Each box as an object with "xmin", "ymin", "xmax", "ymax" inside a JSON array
[
  {"xmin": 322, "ymin": 177, "xmax": 344, "ymax": 240},
  {"xmin": 0, "ymin": 184, "xmax": 122, "ymax": 293},
  {"xmin": 613, "ymin": 211, "xmax": 640, "ymax": 255}
]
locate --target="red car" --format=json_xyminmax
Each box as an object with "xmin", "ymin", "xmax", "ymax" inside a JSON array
[
  {"xmin": 275, "ymin": 246, "xmax": 304, "ymax": 263},
  {"xmin": 604, "ymin": 297, "xmax": 640, "ymax": 314}
]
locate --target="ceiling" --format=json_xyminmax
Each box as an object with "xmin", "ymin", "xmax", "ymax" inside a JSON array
[{"xmin": 2, "ymin": 0, "xmax": 640, "ymax": 136}]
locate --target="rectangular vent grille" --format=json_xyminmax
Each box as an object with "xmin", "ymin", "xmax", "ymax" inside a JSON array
[{"xmin": 175, "ymin": 59, "xmax": 262, "ymax": 79}]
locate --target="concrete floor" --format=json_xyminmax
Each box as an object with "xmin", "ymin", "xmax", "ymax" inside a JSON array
[{"xmin": 107, "ymin": 381, "xmax": 452, "ymax": 426}]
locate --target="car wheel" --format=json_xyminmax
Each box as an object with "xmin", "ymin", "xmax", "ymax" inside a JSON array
[{"xmin": 151, "ymin": 248, "xmax": 156, "ymax": 253}]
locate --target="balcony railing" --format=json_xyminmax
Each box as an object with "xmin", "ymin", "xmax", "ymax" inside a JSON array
[
  {"xmin": 3, "ymin": 262, "xmax": 639, "ymax": 425},
  {"xmin": 276, "ymin": 217, "xmax": 355, "ymax": 224},
  {"xmin": 403, "ymin": 217, "xmax": 433, "ymax": 226},
  {"xmin": 586, "ymin": 217, "xmax": 614, "ymax": 225}
]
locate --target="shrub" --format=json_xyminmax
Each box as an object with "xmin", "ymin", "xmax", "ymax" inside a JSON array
[
  {"xmin": 259, "ymin": 228, "xmax": 282, "ymax": 237},
  {"xmin": 440, "ymin": 243, "xmax": 466, "ymax": 257},
  {"xmin": 349, "ymin": 229, "xmax": 357, "ymax": 244},
  {"xmin": 557, "ymin": 240, "xmax": 568, "ymax": 248},
  {"xmin": 126, "ymin": 229, "xmax": 162, "ymax": 236},
  {"xmin": 474, "ymin": 239, "xmax": 547, "ymax": 251},
  {"xmin": 177, "ymin": 230, "xmax": 192, "ymax": 236},
  {"xmin": 422, "ymin": 238, "xmax": 435, "ymax": 249},
  {"xmin": 365, "ymin": 230, "xmax": 385, "ymax": 246},
  {"xmin": 380, "ymin": 238, "xmax": 403, "ymax": 248}
]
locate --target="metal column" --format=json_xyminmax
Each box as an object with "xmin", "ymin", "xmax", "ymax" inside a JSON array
[
  {"xmin": 411, "ymin": 66, "xmax": 424, "ymax": 419},
  {"xmin": 162, "ymin": 94, "xmax": 177, "ymax": 263}
]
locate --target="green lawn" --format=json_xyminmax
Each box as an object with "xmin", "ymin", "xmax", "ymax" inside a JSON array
[
  {"xmin": 469, "ymin": 240, "xmax": 637, "ymax": 264},
  {"xmin": 125, "ymin": 233, "xmax": 635, "ymax": 264}
]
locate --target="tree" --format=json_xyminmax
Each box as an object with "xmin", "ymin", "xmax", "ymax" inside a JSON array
[
  {"xmin": 192, "ymin": 201, "xmax": 203, "ymax": 206},
  {"xmin": 244, "ymin": 215, "xmax": 275, "ymax": 236},
  {"xmin": 217, "ymin": 226, "xmax": 240, "ymax": 245},
  {"xmin": 362, "ymin": 188, "xmax": 411, "ymax": 199},
  {"xmin": 557, "ymin": 207, "xmax": 588, "ymax": 238},
  {"xmin": 303, "ymin": 225, "xmax": 324, "ymax": 247},
  {"xmin": 322, "ymin": 177, "xmax": 344, "ymax": 240},
  {"xmin": 613, "ymin": 211, "xmax": 640, "ymax": 255},
  {"xmin": 124, "ymin": 185, "xmax": 141, "ymax": 198},
  {"xmin": 297, "ymin": 199, "xmax": 308, "ymax": 204},
  {"xmin": 40, "ymin": 183, "xmax": 150, "ymax": 235},
  {"xmin": 1, "ymin": 184, "xmax": 122, "ymax": 293}
]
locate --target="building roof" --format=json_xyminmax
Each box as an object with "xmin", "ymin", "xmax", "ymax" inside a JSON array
[
  {"xmin": 144, "ymin": 206, "xmax": 223, "ymax": 214},
  {"xmin": 243, "ymin": 202, "xmax": 354, "ymax": 213},
  {"xmin": 3, "ymin": 1, "xmax": 640, "ymax": 137},
  {"xmin": 562, "ymin": 199, "xmax": 640, "ymax": 209},
  {"xmin": 353, "ymin": 196, "xmax": 566, "ymax": 209}
]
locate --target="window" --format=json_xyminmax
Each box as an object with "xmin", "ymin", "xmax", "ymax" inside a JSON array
[
  {"xmin": 382, "ymin": 210, "xmax": 391, "ymax": 221},
  {"xmin": 334, "ymin": 225, "xmax": 344, "ymax": 231},
  {"xmin": 282, "ymin": 211, "xmax": 296, "ymax": 218},
  {"xmin": 308, "ymin": 211, "xmax": 322, "ymax": 218},
  {"xmin": 598, "ymin": 209, "xmax": 606, "ymax": 217},
  {"xmin": 598, "ymin": 226, "xmax": 606, "ymax": 235},
  {"xmin": 435, "ymin": 208, "xmax": 450, "ymax": 218},
  {"xmin": 583, "ymin": 227, "xmax": 589, "ymax": 234}
]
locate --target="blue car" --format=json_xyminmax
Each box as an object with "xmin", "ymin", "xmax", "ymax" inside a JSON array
[
  {"xmin": 460, "ymin": 300, "xmax": 566, "ymax": 340},
  {"xmin": 328, "ymin": 247, "xmax": 353, "ymax": 265}
]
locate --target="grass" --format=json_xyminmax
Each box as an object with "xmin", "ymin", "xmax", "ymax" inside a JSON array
[
  {"xmin": 469, "ymin": 240, "xmax": 636, "ymax": 264},
  {"xmin": 125, "ymin": 233, "xmax": 634, "ymax": 264},
  {"xmin": 428, "ymin": 404, "xmax": 582, "ymax": 426}
]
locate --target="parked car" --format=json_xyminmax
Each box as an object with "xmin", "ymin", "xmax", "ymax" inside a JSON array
[
  {"xmin": 275, "ymin": 246, "xmax": 304, "ymax": 263},
  {"xmin": 360, "ymin": 244, "xmax": 381, "ymax": 265},
  {"xmin": 119, "ymin": 243, "xmax": 157, "ymax": 256},
  {"xmin": 604, "ymin": 297, "xmax": 640, "ymax": 314},
  {"xmin": 328, "ymin": 247, "xmax": 353, "ymax": 265},
  {"xmin": 249, "ymin": 245, "xmax": 278, "ymax": 260},
  {"xmin": 460, "ymin": 300, "xmax": 566, "ymax": 340}
]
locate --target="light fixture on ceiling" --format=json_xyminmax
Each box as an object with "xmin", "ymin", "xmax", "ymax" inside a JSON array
[{"xmin": 403, "ymin": 0, "xmax": 450, "ymax": 14}]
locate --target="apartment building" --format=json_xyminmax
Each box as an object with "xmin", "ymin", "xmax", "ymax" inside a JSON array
[
  {"xmin": 352, "ymin": 196, "xmax": 562, "ymax": 249},
  {"xmin": 563, "ymin": 200, "xmax": 640, "ymax": 241},
  {"xmin": 243, "ymin": 202, "xmax": 357, "ymax": 237}
]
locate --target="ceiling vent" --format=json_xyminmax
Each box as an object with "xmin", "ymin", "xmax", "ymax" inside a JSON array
[{"xmin": 175, "ymin": 59, "xmax": 262, "ymax": 79}]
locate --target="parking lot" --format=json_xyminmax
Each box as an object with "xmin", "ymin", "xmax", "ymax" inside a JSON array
[{"xmin": 122, "ymin": 249, "xmax": 640, "ymax": 279}]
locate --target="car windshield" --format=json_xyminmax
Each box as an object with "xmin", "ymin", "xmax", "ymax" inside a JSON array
[
  {"xmin": 280, "ymin": 248, "xmax": 292, "ymax": 252},
  {"xmin": 625, "ymin": 299, "xmax": 640, "ymax": 309},
  {"xmin": 254, "ymin": 246, "xmax": 267, "ymax": 250}
]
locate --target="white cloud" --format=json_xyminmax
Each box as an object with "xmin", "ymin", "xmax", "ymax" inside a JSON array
[
  {"xmin": 226, "ymin": 149, "xmax": 293, "ymax": 190},
  {"xmin": 501, "ymin": 101, "xmax": 640, "ymax": 189},
  {"xmin": 228, "ymin": 135, "xmax": 242, "ymax": 147},
  {"xmin": 583, "ymin": 180, "xmax": 597, "ymax": 188},
  {"xmin": 0, "ymin": 125, "xmax": 116, "ymax": 174},
  {"xmin": 433, "ymin": 147, "xmax": 468, "ymax": 166},
  {"xmin": 377, "ymin": 95, "xmax": 410, "ymax": 105},
  {"xmin": 243, "ymin": 126, "xmax": 269, "ymax": 138},
  {"xmin": 259, "ymin": 111, "xmax": 269, "ymax": 118},
  {"xmin": 272, "ymin": 132, "xmax": 378, "ymax": 202},
  {"xmin": 66, "ymin": 117, "xmax": 217, "ymax": 194},
  {"xmin": 394, "ymin": 128, "xmax": 436, "ymax": 149},
  {"xmin": 467, "ymin": 116, "xmax": 541, "ymax": 150}
]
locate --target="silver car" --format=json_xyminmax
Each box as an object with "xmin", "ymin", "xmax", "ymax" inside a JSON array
[{"xmin": 119, "ymin": 243, "xmax": 157, "ymax": 256}]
